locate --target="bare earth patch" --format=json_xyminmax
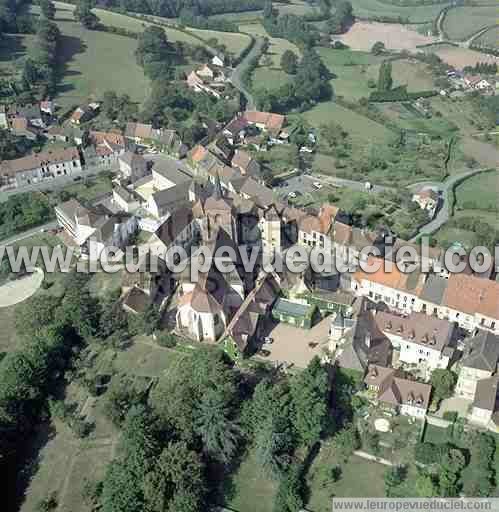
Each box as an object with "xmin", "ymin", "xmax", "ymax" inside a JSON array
[
  {"xmin": 337, "ymin": 21, "xmax": 437, "ymax": 51},
  {"xmin": 430, "ymin": 45, "xmax": 499, "ymax": 69},
  {"xmin": 0, "ymin": 269, "xmax": 44, "ymax": 308}
]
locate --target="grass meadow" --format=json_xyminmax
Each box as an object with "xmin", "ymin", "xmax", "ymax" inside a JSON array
[
  {"xmin": 442, "ymin": 6, "xmax": 499, "ymax": 41},
  {"xmin": 474, "ymin": 25, "xmax": 499, "ymax": 49},
  {"xmin": 349, "ymin": 0, "xmax": 450, "ymax": 23}
]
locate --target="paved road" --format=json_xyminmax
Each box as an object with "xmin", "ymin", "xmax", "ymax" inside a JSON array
[
  {"xmin": 0, "ymin": 221, "xmax": 59, "ymax": 246},
  {"xmin": 229, "ymin": 37, "xmax": 266, "ymax": 111},
  {"xmin": 408, "ymin": 167, "xmax": 493, "ymax": 241}
]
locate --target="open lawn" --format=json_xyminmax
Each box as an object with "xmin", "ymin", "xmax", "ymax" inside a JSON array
[
  {"xmin": 426, "ymin": 43, "xmax": 499, "ymax": 69},
  {"xmin": 454, "ymin": 170, "xmax": 499, "ymax": 212},
  {"xmin": 302, "ymin": 101, "xmax": 395, "ymax": 146},
  {"xmin": 277, "ymin": 0, "xmax": 317, "ymax": 16},
  {"xmin": 225, "ymin": 448, "xmax": 278, "ymax": 512},
  {"xmin": 442, "ymin": 6, "xmax": 498, "ymax": 41},
  {"xmin": 349, "ymin": 0, "xmax": 451, "ymax": 23},
  {"xmin": 474, "ymin": 25, "xmax": 499, "ymax": 50},
  {"xmin": 337, "ymin": 21, "xmax": 437, "ymax": 51},
  {"xmin": 55, "ymin": 174, "xmax": 113, "ymax": 202},
  {"xmin": 96, "ymin": 338, "xmax": 186, "ymax": 378},
  {"xmin": 307, "ymin": 453, "xmax": 386, "ymax": 511},
  {"xmin": 36, "ymin": 3, "xmax": 150, "ymax": 108}
]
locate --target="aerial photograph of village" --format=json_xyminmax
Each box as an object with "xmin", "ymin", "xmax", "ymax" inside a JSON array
[{"xmin": 0, "ymin": 0, "xmax": 498, "ymax": 511}]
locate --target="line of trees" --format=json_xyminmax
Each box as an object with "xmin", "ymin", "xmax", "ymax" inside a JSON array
[
  {"xmin": 93, "ymin": 0, "xmax": 269, "ymax": 18},
  {"xmin": 21, "ymin": 2, "xmax": 61, "ymax": 97}
]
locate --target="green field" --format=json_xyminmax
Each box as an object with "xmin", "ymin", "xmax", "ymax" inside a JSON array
[
  {"xmin": 187, "ymin": 27, "xmax": 252, "ymax": 56},
  {"xmin": 317, "ymin": 48, "xmax": 381, "ymax": 100},
  {"xmin": 315, "ymin": 50, "xmax": 435, "ymax": 102},
  {"xmin": 422, "ymin": 422, "xmax": 450, "ymax": 444},
  {"xmin": 455, "ymin": 170, "xmax": 499, "ymax": 212},
  {"xmin": 443, "ymin": 6, "xmax": 499, "ymax": 41},
  {"xmin": 302, "ymin": 101, "xmax": 395, "ymax": 145},
  {"xmin": 33, "ymin": 3, "xmax": 150, "ymax": 108},
  {"xmin": 473, "ymin": 25, "xmax": 499, "ymax": 49},
  {"xmin": 307, "ymin": 454, "xmax": 386, "ymax": 511},
  {"xmin": 350, "ymin": 0, "xmax": 451, "ymax": 23}
]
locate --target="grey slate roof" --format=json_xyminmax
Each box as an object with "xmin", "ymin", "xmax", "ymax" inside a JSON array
[
  {"xmin": 473, "ymin": 376, "xmax": 499, "ymax": 411},
  {"xmin": 461, "ymin": 331, "xmax": 499, "ymax": 372},
  {"xmin": 420, "ymin": 274, "xmax": 448, "ymax": 305}
]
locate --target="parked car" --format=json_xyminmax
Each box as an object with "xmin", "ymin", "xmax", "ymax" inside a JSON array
[
  {"xmin": 263, "ymin": 336, "xmax": 274, "ymax": 345},
  {"xmin": 288, "ymin": 191, "xmax": 297, "ymax": 199},
  {"xmin": 313, "ymin": 181, "xmax": 323, "ymax": 189}
]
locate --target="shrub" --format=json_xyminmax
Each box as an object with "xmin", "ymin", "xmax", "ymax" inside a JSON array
[
  {"xmin": 156, "ymin": 332, "xmax": 179, "ymax": 348},
  {"xmin": 442, "ymin": 411, "xmax": 458, "ymax": 423}
]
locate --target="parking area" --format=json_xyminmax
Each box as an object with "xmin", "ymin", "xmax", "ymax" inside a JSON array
[{"xmin": 259, "ymin": 316, "xmax": 331, "ymax": 368}]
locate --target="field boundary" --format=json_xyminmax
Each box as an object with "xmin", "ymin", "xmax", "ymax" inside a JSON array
[{"xmin": 448, "ymin": 168, "xmax": 496, "ymax": 218}]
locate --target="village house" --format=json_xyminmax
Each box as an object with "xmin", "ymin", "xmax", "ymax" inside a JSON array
[
  {"xmin": 455, "ymin": 331, "xmax": 499, "ymax": 401},
  {"xmin": 230, "ymin": 149, "xmax": 262, "ymax": 179},
  {"xmin": 364, "ymin": 364, "xmax": 432, "ymax": 419},
  {"xmin": 211, "ymin": 55, "xmax": 224, "ymax": 67},
  {"xmin": 412, "ymin": 188, "xmax": 439, "ymax": 217},
  {"xmin": 297, "ymin": 204, "xmax": 339, "ymax": 253},
  {"xmin": 10, "ymin": 117, "xmax": 39, "ymax": 140},
  {"xmin": 352, "ymin": 257, "xmax": 426, "ymax": 313},
  {"xmin": 469, "ymin": 376, "xmax": 499, "ymax": 427},
  {"xmin": 0, "ymin": 147, "xmax": 82, "ymax": 190},
  {"xmin": 428, "ymin": 273, "xmax": 499, "ymax": 334},
  {"xmin": 55, "ymin": 198, "xmax": 137, "ymax": 259},
  {"xmin": 118, "ymin": 151, "xmax": 148, "ymax": 182},
  {"xmin": 70, "ymin": 103, "xmax": 99, "ymax": 125},
  {"xmin": 112, "ymin": 185, "xmax": 141, "ymax": 213},
  {"xmin": 375, "ymin": 311, "xmax": 456, "ymax": 374},
  {"xmin": 464, "ymin": 75, "xmax": 491, "ymax": 91},
  {"xmin": 40, "ymin": 100, "xmax": 55, "ymax": 116}
]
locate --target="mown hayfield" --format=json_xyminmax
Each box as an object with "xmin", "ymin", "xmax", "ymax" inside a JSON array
[
  {"xmin": 350, "ymin": 0, "xmax": 451, "ymax": 23},
  {"xmin": 427, "ymin": 43, "xmax": 499, "ymax": 69},
  {"xmin": 473, "ymin": 25, "xmax": 499, "ymax": 49},
  {"xmin": 337, "ymin": 21, "xmax": 437, "ymax": 51},
  {"xmin": 455, "ymin": 170, "xmax": 499, "ymax": 212},
  {"xmin": 302, "ymin": 101, "xmax": 395, "ymax": 145},
  {"xmin": 35, "ymin": 3, "xmax": 150, "ymax": 107},
  {"xmin": 187, "ymin": 27, "xmax": 252, "ymax": 56},
  {"xmin": 442, "ymin": 6, "xmax": 498, "ymax": 41}
]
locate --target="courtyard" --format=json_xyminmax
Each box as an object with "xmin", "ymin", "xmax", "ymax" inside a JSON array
[{"xmin": 259, "ymin": 316, "xmax": 331, "ymax": 368}]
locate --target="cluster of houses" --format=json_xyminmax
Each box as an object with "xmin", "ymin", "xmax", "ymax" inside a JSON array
[
  {"xmin": 186, "ymin": 55, "xmax": 231, "ymax": 99},
  {"xmin": 0, "ymin": 97, "xmax": 187, "ymax": 190},
  {"xmin": 444, "ymin": 70, "xmax": 497, "ymax": 96},
  {"xmin": 3, "ymin": 101, "xmax": 496, "ymax": 431}
]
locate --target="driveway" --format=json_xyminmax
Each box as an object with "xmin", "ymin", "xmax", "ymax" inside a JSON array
[{"xmin": 259, "ymin": 316, "xmax": 331, "ymax": 369}]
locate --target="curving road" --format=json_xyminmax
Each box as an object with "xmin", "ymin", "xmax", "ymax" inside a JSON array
[
  {"xmin": 229, "ymin": 36, "xmax": 266, "ymax": 111},
  {"xmin": 408, "ymin": 167, "xmax": 495, "ymax": 241}
]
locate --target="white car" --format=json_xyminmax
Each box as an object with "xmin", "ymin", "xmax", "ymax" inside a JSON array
[
  {"xmin": 263, "ymin": 336, "xmax": 274, "ymax": 345},
  {"xmin": 313, "ymin": 182, "xmax": 323, "ymax": 189},
  {"xmin": 288, "ymin": 191, "xmax": 297, "ymax": 199}
]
